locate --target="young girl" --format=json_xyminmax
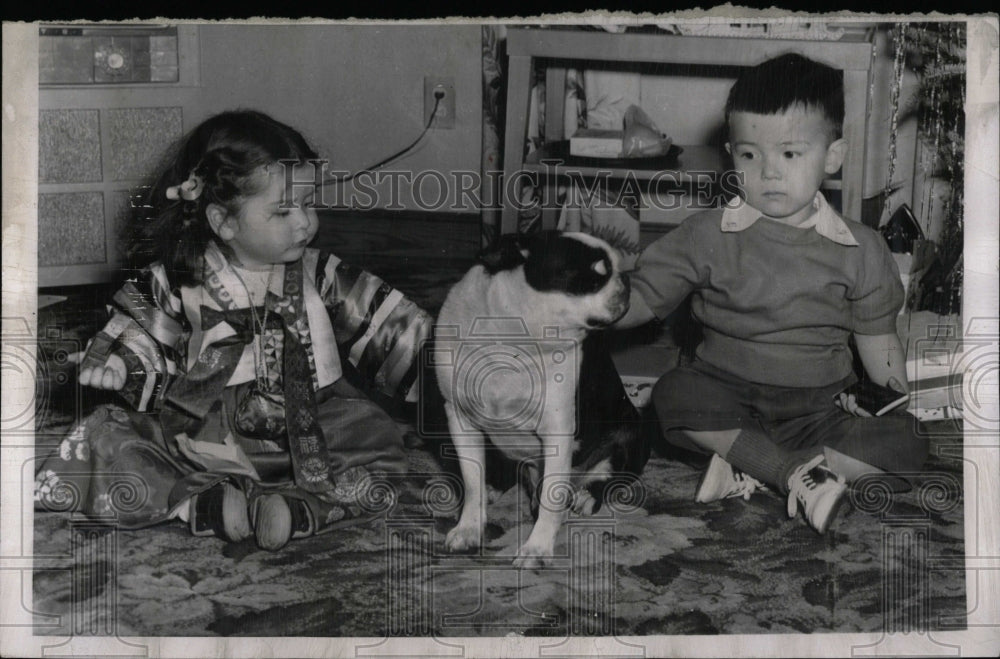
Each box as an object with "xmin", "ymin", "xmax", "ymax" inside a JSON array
[{"xmin": 34, "ymin": 110, "xmax": 432, "ymax": 551}]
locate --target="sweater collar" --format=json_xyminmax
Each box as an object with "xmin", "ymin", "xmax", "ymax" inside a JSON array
[{"xmin": 720, "ymin": 192, "xmax": 859, "ymax": 246}]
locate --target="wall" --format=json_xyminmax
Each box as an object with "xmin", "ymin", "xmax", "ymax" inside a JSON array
[
  {"xmin": 38, "ymin": 23, "xmax": 921, "ymax": 286},
  {"xmin": 194, "ymin": 24, "xmax": 483, "ymax": 212},
  {"xmin": 37, "ymin": 24, "xmax": 483, "ymax": 286}
]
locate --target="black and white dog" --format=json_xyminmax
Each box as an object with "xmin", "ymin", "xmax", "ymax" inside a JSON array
[{"xmin": 430, "ymin": 231, "xmax": 651, "ymax": 568}]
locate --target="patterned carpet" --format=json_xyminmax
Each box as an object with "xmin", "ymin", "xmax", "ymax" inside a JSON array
[
  {"xmin": 31, "ymin": 423, "xmax": 965, "ymax": 637},
  {"xmin": 29, "ymin": 253, "xmax": 967, "ymax": 639}
]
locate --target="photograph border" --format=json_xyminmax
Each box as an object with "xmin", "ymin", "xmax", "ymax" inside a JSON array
[{"xmin": 3, "ymin": 10, "xmax": 998, "ymax": 658}]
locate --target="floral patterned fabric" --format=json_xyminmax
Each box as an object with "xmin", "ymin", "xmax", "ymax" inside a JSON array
[
  {"xmin": 33, "ymin": 246, "xmax": 433, "ymax": 533},
  {"xmin": 35, "ymin": 404, "xmax": 184, "ymax": 526}
]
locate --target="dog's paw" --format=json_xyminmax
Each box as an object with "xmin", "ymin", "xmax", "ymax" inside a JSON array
[
  {"xmin": 445, "ymin": 525, "xmax": 482, "ymax": 552},
  {"xmin": 513, "ymin": 542, "xmax": 554, "ymax": 569},
  {"xmin": 571, "ymin": 489, "xmax": 597, "ymax": 516}
]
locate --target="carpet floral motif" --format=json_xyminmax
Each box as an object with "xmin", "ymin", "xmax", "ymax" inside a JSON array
[{"xmin": 33, "ymin": 428, "xmax": 965, "ymax": 637}]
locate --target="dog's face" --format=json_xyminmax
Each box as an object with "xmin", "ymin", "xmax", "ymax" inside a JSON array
[{"xmin": 480, "ymin": 231, "xmax": 630, "ymax": 329}]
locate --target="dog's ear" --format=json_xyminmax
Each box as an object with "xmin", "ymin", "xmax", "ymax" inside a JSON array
[{"xmin": 478, "ymin": 233, "xmax": 530, "ymax": 273}]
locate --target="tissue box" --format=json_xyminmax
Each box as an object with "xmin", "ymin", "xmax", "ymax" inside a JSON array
[{"xmin": 569, "ymin": 129, "xmax": 623, "ymax": 158}]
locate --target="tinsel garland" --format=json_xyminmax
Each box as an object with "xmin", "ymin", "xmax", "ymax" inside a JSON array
[
  {"xmin": 894, "ymin": 21, "xmax": 966, "ymax": 314},
  {"xmin": 882, "ymin": 23, "xmax": 908, "ymax": 221}
]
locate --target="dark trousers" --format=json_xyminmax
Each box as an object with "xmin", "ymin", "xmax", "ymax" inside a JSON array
[{"xmin": 651, "ymin": 359, "xmax": 929, "ymax": 476}]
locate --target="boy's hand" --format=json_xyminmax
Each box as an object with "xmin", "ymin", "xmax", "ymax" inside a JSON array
[
  {"xmin": 612, "ymin": 288, "xmax": 657, "ymax": 330},
  {"xmin": 835, "ymin": 376, "xmax": 908, "ymax": 417},
  {"xmin": 885, "ymin": 376, "xmax": 906, "ymax": 393},
  {"xmin": 68, "ymin": 351, "xmax": 127, "ymax": 391},
  {"xmin": 835, "ymin": 390, "xmax": 873, "ymax": 417}
]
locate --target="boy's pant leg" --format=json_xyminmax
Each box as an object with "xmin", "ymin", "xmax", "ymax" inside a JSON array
[
  {"xmin": 769, "ymin": 405, "xmax": 929, "ymax": 476},
  {"xmin": 651, "ymin": 362, "xmax": 760, "ymax": 454},
  {"xmin": 651, "ymin": 363, "xmax": 821, "ymax": 490}
]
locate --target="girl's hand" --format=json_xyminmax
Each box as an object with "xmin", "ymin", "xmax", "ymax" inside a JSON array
[
  {"xmin": 835, "ymin": 391, "xmax": 873, "ymax": 417},
  {"xmin": 68, "ymin": 351, "xmax": 127, "ymax": 391}
]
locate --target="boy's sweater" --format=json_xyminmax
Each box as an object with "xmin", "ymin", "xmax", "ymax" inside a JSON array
[{"xmin": 631, "ymin": 198, "xmax": 903, "ymax": 388}]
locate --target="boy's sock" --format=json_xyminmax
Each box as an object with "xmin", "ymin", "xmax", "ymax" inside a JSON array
[{"xmin": 723, "ymin": 428, "xmax": 819, "ymax": 495}]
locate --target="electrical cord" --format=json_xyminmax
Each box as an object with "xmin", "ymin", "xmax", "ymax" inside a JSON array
[{"xmin": 322, "ymin": 94, "xmax": 443, "ymax": 186}]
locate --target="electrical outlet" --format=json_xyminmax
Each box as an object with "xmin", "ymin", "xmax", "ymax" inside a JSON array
[{"xmin": 424, "ymin": 76, "xmax": 455, "ymax": 129}]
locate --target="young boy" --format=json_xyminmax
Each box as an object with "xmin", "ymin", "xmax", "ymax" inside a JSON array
[{"xmin": 617, "ymin": 53, "xmax": 928, "ymax": 534}]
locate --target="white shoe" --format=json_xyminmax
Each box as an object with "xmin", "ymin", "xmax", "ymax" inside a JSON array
[
  {"xmin": 696, "ymin": 454, "xmax": 767, "ymax": 503},
  {"xmin": 786, "ymin": 454, "xmax": 848, "ymax": 534}
]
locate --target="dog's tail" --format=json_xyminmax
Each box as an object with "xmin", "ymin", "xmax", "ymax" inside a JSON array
[{"xmin": 579, "ymin": 414, "xmax": 654, "ymax": 515}]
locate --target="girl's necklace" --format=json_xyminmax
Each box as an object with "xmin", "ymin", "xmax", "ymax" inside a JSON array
[{"xmin": 230, "ymin": 263, "xmax": 275, "ymax": 388}]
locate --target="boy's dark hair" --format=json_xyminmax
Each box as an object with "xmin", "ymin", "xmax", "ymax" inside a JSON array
[
  {"xmin": 725, "ymin": 53, "xmax": 844, "ymax": 140},
  {"xmin": 125, "ymin": 110, "xmax": 319, "ymax": 286}
]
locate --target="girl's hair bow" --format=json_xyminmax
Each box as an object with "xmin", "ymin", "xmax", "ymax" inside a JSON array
[{"xmin": 165, "ymin": 173, "xmax": 204, "ymax": 201}]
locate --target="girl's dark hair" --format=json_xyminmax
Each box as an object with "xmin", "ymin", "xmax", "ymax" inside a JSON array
[
  {"xmin": 725, "ymin": 53, "xmax": 844, "ymax": 141},
  {"xmin": 125, "ymin": 110, "xmax": 318, "ymax": 286}
]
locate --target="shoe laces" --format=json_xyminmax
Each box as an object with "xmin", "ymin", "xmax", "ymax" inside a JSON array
[
  {"xmin": 786, "ymin": 454, "xmax": 827, "ymax": 517},
  {"xmin": 731, "ymin": 470, "xmax": 766, "ymax": 501}
]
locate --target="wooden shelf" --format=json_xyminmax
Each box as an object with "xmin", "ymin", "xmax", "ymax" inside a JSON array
[
  {"xmin": 523, "ymin": 141, "xmax": 843, "ymax": 190},
  {"xmin": 501, "ymin": 26, "xmax": 872, "ymax": 234},
  {"xmin": 524, "ymin": 143, "xmax": 722, "ymax": 182},
  {"xmin": 507, "ymin": 27, "xmax": 873, "ymax": 71}
]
